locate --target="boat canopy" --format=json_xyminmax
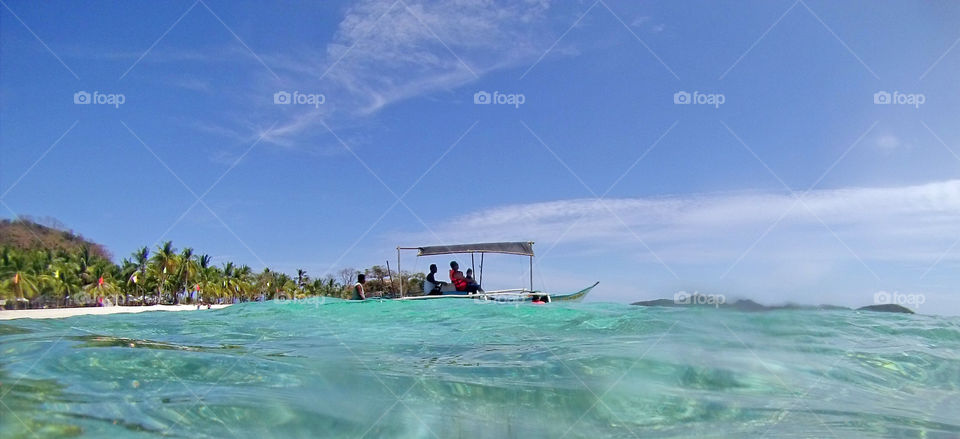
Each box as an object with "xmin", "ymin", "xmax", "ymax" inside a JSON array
[{"xmin": 415, "ymin": 242, "xmax": 534, "ymax": 257}]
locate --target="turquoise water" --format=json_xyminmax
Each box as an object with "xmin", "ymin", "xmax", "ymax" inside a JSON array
[{"xmin": 1, "ymin": 300, "xmax": 959, "ymax": 438}]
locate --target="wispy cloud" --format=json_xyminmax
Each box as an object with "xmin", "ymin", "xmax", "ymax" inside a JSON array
[
  {"xmin": 630, "ymin": 15, "xmax": 665, "ymax": 33},
  {"xmin": 248, "ymin": 0, "xmax": 567, "ymax": 145},
  {"xmin": 322, "ymin": 0, "xmax": 553, "ymax": 109},
  {"xmin": 388, "ymin": 179, "xmax": 960, "ymax": 309},
  {"xmin": 408, "ymin": 179, "xmax": 960, "ymax": 267},
  {"xmin": 872, "ymin": 133, "xmax": 913, "ymax": 153},
  {"xmin": 258, "ymin": 111, "xmax": 324, "ymax": 148},
  {"xmin": 80, "ymin": 1, "xmax": 652, "ymax": 150},
  {"xmin": 128, "ymin": 1, "xmax": 629, "ymax": 148}
]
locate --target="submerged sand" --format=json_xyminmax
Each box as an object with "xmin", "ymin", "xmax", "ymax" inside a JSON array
[{"xmin": 0, "ymin": 304, "xmax": 231, "ymax": 320}]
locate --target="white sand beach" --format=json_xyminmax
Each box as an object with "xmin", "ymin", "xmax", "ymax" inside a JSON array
[{"xmin": 0, "ymin": 304, "xmax": 231, "ymax": 320}]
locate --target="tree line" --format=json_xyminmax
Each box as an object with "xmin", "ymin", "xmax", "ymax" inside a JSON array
[{"xmin": 0, "ymin": 221, "xmax": 424, "ymax": 308}]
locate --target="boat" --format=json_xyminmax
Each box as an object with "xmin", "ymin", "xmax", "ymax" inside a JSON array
[{"xmin": 393, "ymin": 241, "xmax": 597, "ymax": 303}]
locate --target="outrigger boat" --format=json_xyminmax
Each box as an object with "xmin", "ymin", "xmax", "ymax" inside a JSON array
[{"xmin": 394, "ymin": 241, "xmax": 597, "ymax": 303}]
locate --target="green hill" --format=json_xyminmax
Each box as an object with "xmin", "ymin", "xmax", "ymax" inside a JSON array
[{"xmin": 0, "ymin": 217, "xmax": 111, "ymax": 260}]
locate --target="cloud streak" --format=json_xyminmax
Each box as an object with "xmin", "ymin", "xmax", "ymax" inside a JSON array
[
  {"xmin": 411, "ymin": 179, "xmax": 960, "ymax": 266},
  {"xmin": 389, "ymin": 179, "xmax": 960, "ymax": 311},
  {"xmin": 250, "ymin": 0, "xmax": 570, "ymax": 145},
  {"xmin": 322, "ymin": 0, "xmax": 551, "ymax": 112}
]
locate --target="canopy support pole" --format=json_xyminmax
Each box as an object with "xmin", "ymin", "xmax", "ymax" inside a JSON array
[
  {"xmin": 479, "ymin": 253, "xmax": 484, "ymax": 286},
  {"xmin": 397, "ymin": 248, "xmax": 403, "ymax": 298},
  {"xmin": 529, "ymin": 255, "xmax": 533, "ymax": 292}
]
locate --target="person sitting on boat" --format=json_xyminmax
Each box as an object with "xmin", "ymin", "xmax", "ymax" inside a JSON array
[
  {"xmin": 352, "ymin": 274, "xmax": 366, "ymax": 300},
  {"xmin": 449, "ymin": 261, "xmax": 469, "ymax": 293},
  {"xmin": 425, "ymin": 264, "xmax": 445, "ymax": 295},
  {"xmin": 449, "ymin": 262, "xmax": 481, "ymax": 294},
  {"xmin": 465, "ymin": 268, "xmax": 483, "ymax": 293}
]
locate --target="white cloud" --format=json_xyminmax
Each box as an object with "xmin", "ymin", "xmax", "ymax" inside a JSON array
[
  {"xmin": 874, "ymin": 134, "xmax": 902, "ymax": 151},
  {"xmin": 258, "ymin": 111, "xmax": 325, "ymax": 148},
  {"xmin": 630, "ymin": 15, "xmax": 665, "ymax": 33},
  {"xmin": 248, "ymin": 0, "xmax": 566, "ymax": 145},
  {"xmin": 630, "ymin": 16, "xmax": 651, "ymax": 27},
  {"xmin": 169, "ymin": 1, "xmax": 624, "ymax": 148},
  {"xmin": 408, "ymin": 179, "xmax": 960, "ymax": 265},
  {"xmin": 392, "ymin": 180, "xmax": 960, "ymax": 311},
  {"xmin": 325, "ymin": 0, "xmax": 555, "ymax": 109}
]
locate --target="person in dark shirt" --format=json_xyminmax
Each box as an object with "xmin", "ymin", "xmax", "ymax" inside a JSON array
[
  {"xmin": 426, "ymin": 264, "xmax": 445, "ymax": 295},
  {"xmin": 465, "ymin": 268, "xmax": 483, "ymax": 293},
  {"xmin": 352, "ymin": 274, "xmax": 366, "ymax": 300}
]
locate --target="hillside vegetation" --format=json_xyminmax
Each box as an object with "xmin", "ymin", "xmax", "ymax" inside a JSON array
[
  {"xmin": 0, "ymin": 218, "xmax": 111, "ymax": 260},
  {"xmin": 1, "ymin": 217, "xmax": 423, "ymax": 308}
]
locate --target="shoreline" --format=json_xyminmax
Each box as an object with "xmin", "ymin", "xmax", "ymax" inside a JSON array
[{"xmin": 0, "ymin": 304, "xmax": 231, "ymax": 321}]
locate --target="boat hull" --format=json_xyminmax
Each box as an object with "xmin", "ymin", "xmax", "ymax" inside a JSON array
[
  {"xmin": 546, "ymin": 282, "xmax": 597, "ymax": 302},
  {"xmin": 395, "ymin": 282, "xmax": 597, "ymax": 303}
]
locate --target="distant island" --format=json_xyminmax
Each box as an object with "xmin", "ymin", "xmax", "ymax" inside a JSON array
[
  {"xmin": 632, "ymin": 295, "xmax": 915, "ymax": 314},
  {"xmin": 1, "ymin": 217, "xmax": 424, "ymax": 310}
]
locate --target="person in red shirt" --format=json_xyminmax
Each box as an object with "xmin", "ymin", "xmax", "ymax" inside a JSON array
[{"xmin": 449, "ymin": 261, "xmax": 480, "ymax": 293}]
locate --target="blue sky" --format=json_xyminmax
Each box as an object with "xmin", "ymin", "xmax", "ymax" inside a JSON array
[{"xmin": 2, "ymin": 0, "xmax": 960, "ymax": 313}]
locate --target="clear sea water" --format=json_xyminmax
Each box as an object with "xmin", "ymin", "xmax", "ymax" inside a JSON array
[{"xmin": 1, "ymin": 300, "xmax": 958, "ymax": 438}]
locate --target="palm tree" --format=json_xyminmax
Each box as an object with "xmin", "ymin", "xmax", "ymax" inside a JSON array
[
  {"xmin": 198, "ymin": 254, "xmax": 212, "ymax": 273},
  {"xmin": 296, "ymin": 269, "xmax": 309, "ymax": 292},
  {"xmin": 311, "ymin": 276, "xmax": 338, "ymax": 297},
  {"xmin": 150, "ymin": 241, "xmax": 177, "ymax": 304},
  {"xmin": 44, "ymin": 257, "xmax": 81, "ymax": 307},
  {"xmin": 131, "ymin": 247, "xmax": 149, "ymax": 305},
  {"xmin": 221, "ymin": 262, "xmax": 238, "ymax": 303},
  {"xmin": 255, "ymin": 268, "xmax": 274, "ymax": 300},
  {"xmin": 0, "ymin": 249, "xmax": 40, "ymax": 308},
  {"xmin": 195, "ymin": 254, "xmax": 212, "ymax": 303},
  {"xmin": 235, "ymin": 265, "xmax": 254, "ymax": 301},
  {"xmin": 275, "ymin": 272, "xmax": 293, "ymax": 299},
  {"xmin": 74, "ymin": 246, "xmax": 95, "ymax": 289},
  {"xmin": 119, "ymin": 258, "xmax": 137, "ymax": 305},
  {"xmin": 175, "ymin": 248, "xmax": 198, "ymax": 304},
  {"xmin": 84, "ymin": 262, "xmax": 119, "ymax": 306}
]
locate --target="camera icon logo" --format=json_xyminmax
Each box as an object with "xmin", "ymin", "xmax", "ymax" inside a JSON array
[
  {"xmin": 674, "ymin": 291, "xmax": 690, "ymax": 305},
  {"xmin": 474, "ymin": 90, "xmax": 491, "ymax": 104},
  {"xmin": 74, "ymin": 91, "xmax": 91, "ymax": 104},
  {"xmin": 274, "ymin": 91, "xmax": 291, "ymax": 104},
  {"xmin": 673, "ymin": 91, "xmax": 691, "ymax": 105},
  {"xmin": 873, "ymin": 291, "xmax": 891, "ymax": 304},
  {"xmin": 873, "ymin": 91, "xmax": 891, "ymax": 105}
]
